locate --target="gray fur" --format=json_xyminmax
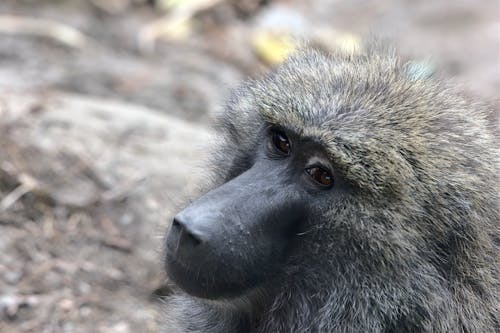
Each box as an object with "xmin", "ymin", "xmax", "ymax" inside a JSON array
[{"xmin": 163, "ymin": 48, "xmax": 499, "ymax": 332}]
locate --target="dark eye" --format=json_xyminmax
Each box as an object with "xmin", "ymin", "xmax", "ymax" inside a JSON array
[
  {"xmin": 271, "ymin": 129, "xmax": 291, "ymax": 155},
  {"xmin": 306, "ymin": 166, "xmax": 333, "ymax": 187}
]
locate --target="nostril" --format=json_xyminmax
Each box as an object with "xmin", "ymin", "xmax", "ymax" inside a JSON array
[
  {"xmin": 172, "ymin": 218, "xmax": 181, "ymax": 229},
  {"xmin": 184, "ymin": 231, "xmax": 202, "ymax": 246},
  {"xmin": 172, "ymin": 216, "xmax": 203, "ymax": 247}
]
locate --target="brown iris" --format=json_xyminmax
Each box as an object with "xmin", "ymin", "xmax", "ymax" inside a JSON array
[
  {"xmin": 272, "ymin": 129, "xmax": 291, "ymax": 155},
  {"xmin": 306, "ymin": 166, "xmax": 333, "ymax": 187}
]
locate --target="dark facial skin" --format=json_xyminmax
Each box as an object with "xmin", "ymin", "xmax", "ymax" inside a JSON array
[{"xmin": 165, "ymin": 125, "xmax": 337, "ymax": 299}]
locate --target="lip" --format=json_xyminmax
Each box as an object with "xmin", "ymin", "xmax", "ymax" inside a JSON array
[
  {"xmin": 165, "ymin": 243, "xmax": 177, "ymax": 257},
  {"xmin": 165, "ymin": 254, "xmax": 193, "ymax": 287},
  {"xmin": 166, "ymin": 251, "xmax": 190, "ymax": 271},
  {"xmin": 165, "ymin": 252, "xmax": 214, "ymax": 298}
]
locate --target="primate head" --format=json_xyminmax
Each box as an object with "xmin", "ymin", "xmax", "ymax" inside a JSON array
[
  {"xmin": 164, "ymin": 48, "xmax": 498, "ymax": 321},
  {"xmin": 165, "ymin": 121, "xmax": 344, "ymax": 299}
]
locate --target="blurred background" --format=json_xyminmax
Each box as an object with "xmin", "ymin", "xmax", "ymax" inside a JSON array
[{"xmin": 0, "ymin": 0, "xmax": 498, "ymax": 332}]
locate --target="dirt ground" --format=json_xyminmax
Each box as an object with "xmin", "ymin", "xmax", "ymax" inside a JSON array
[{"xmin": 0, "ymin": 0, "xmax": 498, "ymax": 332}]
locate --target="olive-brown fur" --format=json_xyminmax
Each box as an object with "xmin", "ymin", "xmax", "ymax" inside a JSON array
[{"xmin": 163, "ymin": 48, "xmax": 499, "ymax": 333}]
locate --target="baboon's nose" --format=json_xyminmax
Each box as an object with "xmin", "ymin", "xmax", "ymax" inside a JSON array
[{"xmin": 171, "ymin": 216, "xmax": 204, "ymax": 247}]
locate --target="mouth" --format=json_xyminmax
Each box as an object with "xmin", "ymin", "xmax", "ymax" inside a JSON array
[
  {"xmin": 165, "ymin": 249, "xmax": 193, "ymax": 272},
  {"xmin": 165, "ymin": 250, "xmax": 260, "ymax": 300},
  {"xmin": 165, "ymin": 252, "xmax": 222, "ymax": 299}
]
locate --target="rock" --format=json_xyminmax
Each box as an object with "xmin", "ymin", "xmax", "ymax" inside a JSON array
[{"xmin": 0, "ymin": 91, "xmax": 212, "ymax": 215}]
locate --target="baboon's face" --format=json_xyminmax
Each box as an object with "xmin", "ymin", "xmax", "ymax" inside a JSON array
[{"xmin": 165, "ymin": 125, "xmax": 347, "ymax": 299}]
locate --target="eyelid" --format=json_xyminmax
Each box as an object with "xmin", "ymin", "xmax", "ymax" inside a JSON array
[
  {"xmin": 306, "ymin": 159, "xmax": 333, "ymax": 175},
  {"xmin": 304, "ymin": 166, "xmax": 334, "ymax": 188},
  {"xmin": 269, "ymin": 128, "xmax": 292, "ymax": 154}
]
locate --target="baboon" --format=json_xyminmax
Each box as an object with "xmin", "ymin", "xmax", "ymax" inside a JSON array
[{"xmin": 163, "ymin": 48, "xmax": 499, "ymax": 332}]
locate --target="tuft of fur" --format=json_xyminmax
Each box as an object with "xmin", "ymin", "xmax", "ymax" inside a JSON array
[{"xmin": 164, "ymin": 48, "xmax": 499, "ymax": 333}]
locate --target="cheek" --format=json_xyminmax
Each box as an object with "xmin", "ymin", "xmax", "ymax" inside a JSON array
[{"xmin": 208, "ymin": 211, "xmax": 293, "ymax": 273}]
